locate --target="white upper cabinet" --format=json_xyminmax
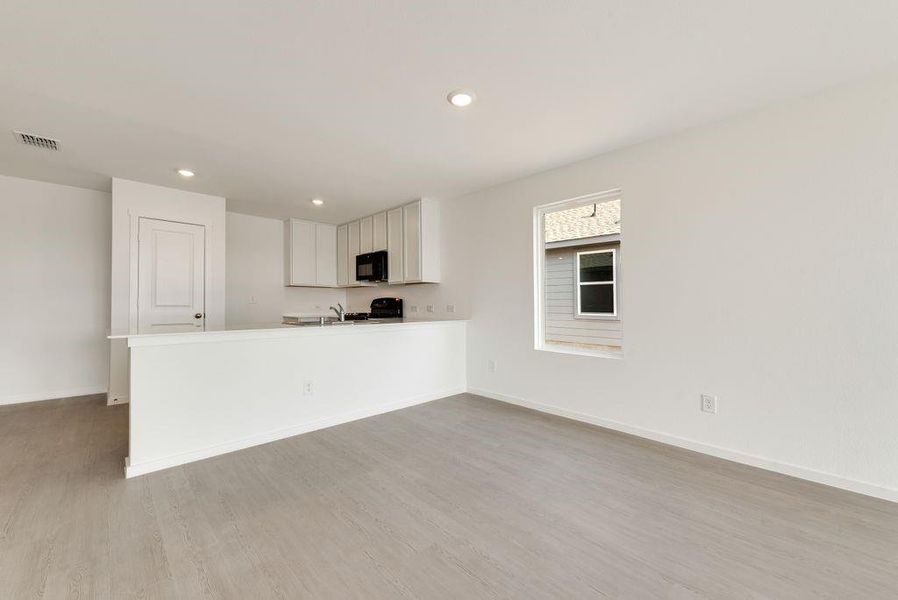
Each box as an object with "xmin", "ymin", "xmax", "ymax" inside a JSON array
[
  {"xmin": 286, "ymin": 219, "xmax": 316, "ymax": 286},
  {"xmin": 336, "ymin": 224, "xmax": 348, "ymax": 287},
  {"xmin": 359, "ymin": 215, "xmax": 373, "ymax": 254},
  {"xmin": 387, "ymin": 207, "xmax": 404, "ymax": 284},
  {"xmin": 315, "ymin": 223, "xmax": 337, "ymax": 286},
  {"xmin": 347, "ymin": 220, "xmax": 360, "ymax": 285},
  {"xmin": 402, "ymin": 199, "xmax": 440, "ymax": 283},
  {"xmin": 335, "ymin": 198, "xmax": 439, "ymax": 287},
  {"xmin": 372, "ymin": 211, "xmax": 387, "ymax": 251},
  {"xmin": 403, "ymin": 201, "xmax": 421, "ymax": 282},
  {"xmin": 285, "ymin": 218, "xmax": 339, "ymax": 287}
]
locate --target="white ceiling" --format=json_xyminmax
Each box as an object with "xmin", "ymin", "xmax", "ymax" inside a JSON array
[{"xmin": 2, "ymin": 1, "xmax": 898, "ymax": 223}]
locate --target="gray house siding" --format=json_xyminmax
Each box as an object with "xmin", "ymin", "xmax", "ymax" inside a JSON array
[{"xmin": 545, "ymin": 243, "xmax": 622, "ymax": 348}]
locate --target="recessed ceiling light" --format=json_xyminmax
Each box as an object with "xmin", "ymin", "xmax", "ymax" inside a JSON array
[
  {"xmin": 447, "ymin": 90, "xmax": 475, "ymax": 108},
  {"xmin": 311, "ymin": 198, "xmax": 324, "ymax": 206},
  {"xmin": 176, "ymin": 168, "xmax": 195, "ymax": 178}
]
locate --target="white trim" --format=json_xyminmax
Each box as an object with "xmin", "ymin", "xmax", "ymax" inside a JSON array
[
  {"xmin": 107, "ymin": 394, "xmax": 129, "ymax": 406},
  {"xmin": 124, "ymin": 386, "xmax": 466, "ymax": 478},
  {"xmin": 538, "ymin": 188, "xmax": 622, "ymax": 213},
  {"xmin": 468, "ymin": 388, "xmax": 898, "ymax": 504},
  {"xmin": 575, "ymin": 248, "xmax": 617, "ymax": 317},
  {"xmin": 540, "ymin": 344, "xmax": 624, "ymax": 360},
  {"xmin": 0, "ymin": 385, "xmax": 108, "ymax": 406},
  {"xmin": 534, "ymin": 189, "xmax": 622, "ymax": 357},
  {"xmin": 533, "ymin": 206, "xmax": 546, "ymax": 350},
  {"xmin": 545, "ymin": 233, "xmax": 620, "ymax": 250}
]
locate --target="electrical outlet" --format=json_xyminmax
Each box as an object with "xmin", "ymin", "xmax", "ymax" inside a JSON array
[
  {"xmin": 249, "ymin": 295, "xmax": 258, "ymax": 305},
  {"xmin": 488, "ymin": 359, "xmax": 496, "ymax": 373},
  {"xmin": 426, "ymin": 305, "xmax": 434, "ymax": 313},
  {"xmin": 303, "ymin": 380, "xmax": 314, "ymax": 396},
  {"xmin": 410, "ymin": 305, "xmax": 418, "ymax": 313},
  {"xmin": 701, "ymin": 394, "xmax": 717, "ymax": 414},
  {"xmin": 446, "ymin": 304, "xmax": 456, "ymax": 313}
]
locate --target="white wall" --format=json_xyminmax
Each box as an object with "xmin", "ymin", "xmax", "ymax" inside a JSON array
[
  {"xmin": 0, "ymin": 175, "xmax": 110, "ymax": 404},
  {"xmin": 376, "ymin": 70, "xmax": 898, "ymax": 500},
  {"xmin": 126, "ymin": 321, "xmax": 466, "ymax": 476},
  {"xmin": 109, "ymin": 179, "xmax": 226, "ymax": 404},
  {"xmin": 226, "ymin": 212, "xmax": 346, "ymax": 325}
]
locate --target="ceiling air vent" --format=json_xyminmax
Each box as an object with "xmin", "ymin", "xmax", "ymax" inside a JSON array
[{"xmin": 14, "ymin": 131, "xmax": 60, "ymax": 151}]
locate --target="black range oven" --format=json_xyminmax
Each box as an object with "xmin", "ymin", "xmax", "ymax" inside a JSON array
[{"xmin": 369, "ymin": 297, "xmax": 403, "ymax": 319}]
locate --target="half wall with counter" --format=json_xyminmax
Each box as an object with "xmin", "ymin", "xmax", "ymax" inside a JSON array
[{"xmin": 117, "ymin": 320, "xmax": 466, "ymax": 477}]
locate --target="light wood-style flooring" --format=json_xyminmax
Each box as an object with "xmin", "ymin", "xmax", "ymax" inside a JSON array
[{"xmin": 1, "ymin": 393, "xmax": 896, "ymax": 598}]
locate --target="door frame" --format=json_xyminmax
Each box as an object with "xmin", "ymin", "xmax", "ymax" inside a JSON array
[{"xmin": 128, "ymin": 212, "xmax": 211, "ymax": 334}]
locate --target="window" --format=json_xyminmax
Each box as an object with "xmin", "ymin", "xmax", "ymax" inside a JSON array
[
  {"xmin": 534, "ymin": 190, "xmax": 622, "ymax": 357},
  {"xmin": 576, "ymin": 249, "xmax": 616, "ymax": 317}
]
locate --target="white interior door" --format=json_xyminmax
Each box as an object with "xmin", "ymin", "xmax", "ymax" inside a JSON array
[{"xmin": 138, "ymin": 218, "xmax": 206, "ymax": 333}]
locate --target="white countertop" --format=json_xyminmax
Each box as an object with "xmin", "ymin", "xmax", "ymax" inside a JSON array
[{"xmin": 109, "ymin": 318, "xmax": 467, "ymax": 347}]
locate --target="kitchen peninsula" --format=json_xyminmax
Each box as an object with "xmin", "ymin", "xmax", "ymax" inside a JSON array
[{"xmin": 111, "ymin": 319, "xmax": 466, "ymax": 477}]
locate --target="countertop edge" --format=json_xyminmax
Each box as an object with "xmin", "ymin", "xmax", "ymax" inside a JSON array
[{"xmin": 115, "ymin": 319, "xmax": 468, "ymax": 348}]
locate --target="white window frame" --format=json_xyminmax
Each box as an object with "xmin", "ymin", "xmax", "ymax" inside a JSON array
[
  {"xmin": 533, "ymin": 188, "xmax": 623, "ymax": 359},
  {"xmin": 576, "ymin": 248, "xmax": 617, "ymax": 318}
]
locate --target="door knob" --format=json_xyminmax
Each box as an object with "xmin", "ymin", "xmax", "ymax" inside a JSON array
[{"xmin": 195, "ymin": 313, "xmax": 204, "ymax": 319}]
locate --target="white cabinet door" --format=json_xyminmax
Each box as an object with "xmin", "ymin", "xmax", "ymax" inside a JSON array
[
  {"xmin": 288, "ymin": 219, "xmax": 317, "ymax": 286},
  {"xmin": 336, "ymin": 224, "xmax": 348, "ymax": 286},
  {"xmin": 286, "ymin": 219, "xmax": 338, "ymax": 287},
  {"xmin": 403, "ymin": 201, "xmax": 422, "ymax": 282},
  {"xmin": 418, "ymin": 198, "xmax": 440, "ymax": 283},
  {"xmin": 315, "ymin": 223, "xmax": 337, "ymax": 287},
  {"xmin": 347, "ymin": 220, "xmax": 360, "ymax": 285},
  {"xmin": 387, "ymin": 207, "xmax": 403, "ymax": 284},
  {"xmin": 372, "ymin": 212, "xmax": 387, "ymax": 251},
  {"xmin": 138, "ymin": 217, "xmax": 205, "ymax": 333},
  {"xmin": 359, "ymin": 216, "xmax": 373, "ymax": 253}
]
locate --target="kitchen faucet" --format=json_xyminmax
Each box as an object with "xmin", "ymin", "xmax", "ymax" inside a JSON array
[{"xmin": 330, "ymin": 303, "xmax": 346, "ymax": 321}]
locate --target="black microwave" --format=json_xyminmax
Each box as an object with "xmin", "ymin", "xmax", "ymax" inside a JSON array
[{"xmin": 356, "ymin": 250, "xmax": 388, "ymax": 282}]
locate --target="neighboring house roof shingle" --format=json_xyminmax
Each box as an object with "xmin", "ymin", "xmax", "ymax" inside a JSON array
[{"xmin": 544, "ymin": 199, "xmax": 620, "ymax": 243}]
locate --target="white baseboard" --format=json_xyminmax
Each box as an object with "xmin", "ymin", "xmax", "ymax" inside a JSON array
[
  {"xmin": 125, "ymin": 386, "xmax": 466, "ymax": 478},
  {"xmin": 469, "ymin": 387, "xmax": 898, "ymax": 504},
  {"xmin": 0, "ymin": 385, "xmax": 108, "ymax": 406}
]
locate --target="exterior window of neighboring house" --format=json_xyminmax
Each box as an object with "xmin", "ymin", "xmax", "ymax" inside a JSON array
[
  {"xmin": 577, "ymin": 248, "xmax": 616, "ymax": 317},
  {"xmin": 534, "ymin": 190, "xmax": 622, "ymax": 357}
]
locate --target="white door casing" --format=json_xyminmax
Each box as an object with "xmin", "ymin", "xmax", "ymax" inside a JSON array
[{"xmin": 137, "ymin": 218, "xmax": 206, "ymax": 333}]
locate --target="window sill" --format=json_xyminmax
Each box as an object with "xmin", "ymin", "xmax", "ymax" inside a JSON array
[
  {"xmin": 574, "ymin": 314, "xmax": 621, "ymax": 322},
  {"xmin": 536, "ymin": 343, "xmax": 624, "ymax": 360}
]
